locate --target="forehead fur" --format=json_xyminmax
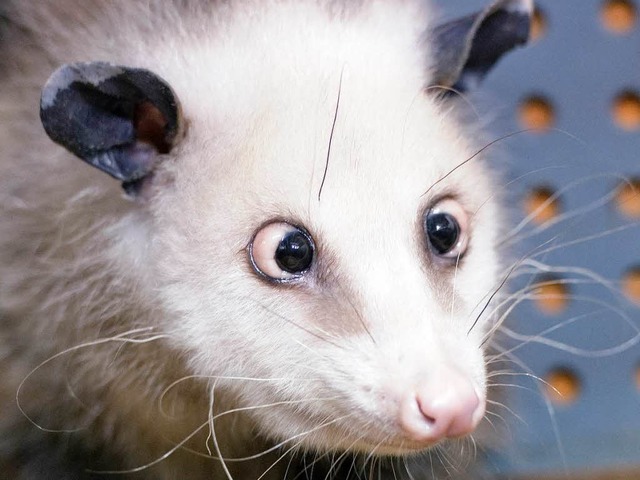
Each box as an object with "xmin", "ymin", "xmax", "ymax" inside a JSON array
[{"xmin": 154, "ymin": 0, "xmax": 487, "ymax": 211}]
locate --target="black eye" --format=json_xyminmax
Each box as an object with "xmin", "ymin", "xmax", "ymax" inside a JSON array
[
  {"xmin": 250, "ymin": 222, "xmax": 315, "ymax": 281},
  {"xmin": 275, "ymin": 231, "xmax": 313, "ymax": 273},
  {"xmin": 426, "ymin": 212, "xmax": 460, "ymax": 254},
  {"xmin": 424, "ymin": 199, "xmax": 469, "ymax": 259}
]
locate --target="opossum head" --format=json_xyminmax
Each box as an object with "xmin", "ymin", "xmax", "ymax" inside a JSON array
[{"xmin": 40, "ymin": 0, "xmax": 531, "ymax": 458}]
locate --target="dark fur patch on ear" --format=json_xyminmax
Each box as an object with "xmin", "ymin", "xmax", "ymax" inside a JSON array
[
  {"xmin": 40, "ymin": 62, "xmax": 181, "ymax": 186},
  {"xmin": 430, "ymin": 0, "xmax": 532, "ymax": 93}
]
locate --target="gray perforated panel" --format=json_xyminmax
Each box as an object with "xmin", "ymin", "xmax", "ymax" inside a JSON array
[{"xmin": 435, "ymin": 0, "xmax": 640, "ymax": 477}]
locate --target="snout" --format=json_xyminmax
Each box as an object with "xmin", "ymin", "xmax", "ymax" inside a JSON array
[{"xmin": 397, "ymin": 366, "xmax": 485, "ymax": 443}]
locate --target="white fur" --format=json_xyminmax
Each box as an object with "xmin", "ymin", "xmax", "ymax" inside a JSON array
[{"xmin": 0, "ymin": 1, "xmax": 503, "ymax": 478}]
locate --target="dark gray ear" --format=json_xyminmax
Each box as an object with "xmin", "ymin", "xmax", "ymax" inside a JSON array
[
  {"xmin": 429, "ymin": 0, "xmax": 533, "ymax": 92},
  {"xmin": 40, "ymin": 62, "xmax": 182, "ymax": 191}
]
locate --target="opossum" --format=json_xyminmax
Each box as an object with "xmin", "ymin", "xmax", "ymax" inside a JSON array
[{"xmin": 0, "ymin": 0, "xmax": 532, "ymax": 478}]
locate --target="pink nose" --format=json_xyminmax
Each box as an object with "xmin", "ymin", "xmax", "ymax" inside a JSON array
[{"xmin": 399, "ymin": 367, "xmax": 485, "ymax": 443}]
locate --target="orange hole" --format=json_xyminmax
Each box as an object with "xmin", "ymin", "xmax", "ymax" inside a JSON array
[
  {"xmin": 519, "ymin": 95, "xmax": 555, "ymax": 132},
  {"xmin": 601, "ymin": 0, "xmax": 637, "ymax": 33},
  {"xmin": 524, "ymin": 187, "xmax": 561, "ymax": 225},
  {"xmin": 546, "ymin": 368, "xmax": 581, "ymax": 405},
  {"xmin": 623, "ymin": 267, "xmax": 640, "ymax": 304},
  {"xmin": 533, "ymin": 276, "xmax": 569, "ymax": 314},
  {"xmin": 615, "ymin": 179, "xmax": 640, "ymax": 218},
  {"xmin": 530, "ymin": 7, "xmax": 548, "ymax": 41},
  {"xmin": 612, "ymin": 91, "xmax": 640, "ymax": 131}
]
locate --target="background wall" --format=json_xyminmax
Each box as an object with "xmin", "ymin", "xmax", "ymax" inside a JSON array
[{"xmin": 434, "ymin": 1, "xmax": 640, "ymax": 478}]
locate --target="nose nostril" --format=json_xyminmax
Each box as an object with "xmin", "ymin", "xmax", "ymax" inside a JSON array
[
  {"xmin": 417, "ymin": 400, "xmax": 438, "ymax": 426},
  {"xmin": 414, "ymin": 396, "xmax": 452, "ymax": 439},
  {"xmin": 423, "ymin": 413, "xmax": 436, "ymax": 425}
]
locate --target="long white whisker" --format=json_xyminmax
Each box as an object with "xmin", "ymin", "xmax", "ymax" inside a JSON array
[
  {"xmin": 494, "ymin": 346, "xmax": 569, "ymax": 475},
  {"xmin": 503, "ymin": 173, "xmax": 627, "ymax": 246},
  {"xmin": 257, "ymin": 439, "xmax": 306, "ymax": 480},
  {"xmin": 16, "ymin": 328, "xmax": 167, "ymax": 433},
  {"xmin": 87, "ymin": 421, "xmax": 209, "ymax": 474},
  {"xmin": 208, "ymin": 381, "xmax": 234, "ymax": 480},
  {"xmin": 220, "ymin": 414, "xmax": 356, "ymax": 463}
]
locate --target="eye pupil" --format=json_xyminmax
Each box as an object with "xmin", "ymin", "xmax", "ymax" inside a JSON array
[
  {"xmin": 275, "ymin": 231, "xmax": 313, "ymax": 273},
  {"xmin": 426, "ymin": 212, "xmax": 460, "ymax": 255}
]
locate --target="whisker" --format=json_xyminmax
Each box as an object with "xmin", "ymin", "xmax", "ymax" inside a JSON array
[
  {"xmin": 212, "ymin": 397, "xmax": 344, "ymax": 425},
  {"xmin": 283, "ymin": 449, "xmax": 298, "ymax": 480},
  {"xmin": 502, "ymin": 173, "xmax": 628, "ymax": 247},
  {"xmin": 344, "ymin": 294, "xmax": 377, "ymax": 345},
  {"xmin": 87, "ymin": 420, "xmax": 209, "ymax": 474},
  {"xmin": 486, "ymin": 398, "xmax": 525, "ymax": 425},
  {"xmin": 402, "ymin": 456, "xmax": 417, "ymax": 480},
  {"xmin": 159, "ymin": 373, "xmax": 305, "ymax": 419},
  {"xmin": 426, "ymin": 84, "xmax": 482, "ymax": 120},
  {"xmin": 208, "ymin": 382, "xmax": 234, "ymax": 480},
  {"xmin": 220, "ymin": 413, "xmax": 356, "ymax": 462},
  {"xmin": 467, "ymin": 254, "xmax": 529, "ymax": 336},
  {"xmin": 318, "ymin": 432, "xmax": 372, "ymax": 480},
  {"xmin": 511, "ymin": 258, "xmax": 623, "ymax": 298},
  {"xmin": 496, "ymin": 347, "xmax": 569, "ymax": 476},
  {"xmin": 254, "ymin": 300, "xmax": 344, "ymax": 348},
  {"xmin": 466, "ymin": 234, "xmax": 562, "ymax": 336},
  {"xmin": 492, "ymin": 293, "xmax": 640, "ymax": 357},
  {"xmin": 531, "ymin": 221, "xmax": 639, "ymax": 260},
  {"xmin": 257, "ymin": 438, "xmax": 306, "ymax": 480},
  {"xmin": 481, "ymin": 413, "xmax": 499, "ymax": 434},
  {"xmin": 450, "ymin": 252, "xmax": 462, "ymax": 322},
  {"xmin": 422, "ymin": 129, "xmax": 533, "ymax": 198},
  {"xmin": 173, "ymin": 396, "xmax": 344, "ymax": 461},
  {"xmin": 16, "ymin": 328, "xmax": 167, "ymax": 433},
  {"xmin": 473, "ymin": 165, "xmax": 567, "ymax": 217}
]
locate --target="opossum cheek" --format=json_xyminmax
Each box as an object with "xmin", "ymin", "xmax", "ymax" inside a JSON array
[{"xmin": 394, "ymin": 366, "xmax": 486, "ymax": 444}]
